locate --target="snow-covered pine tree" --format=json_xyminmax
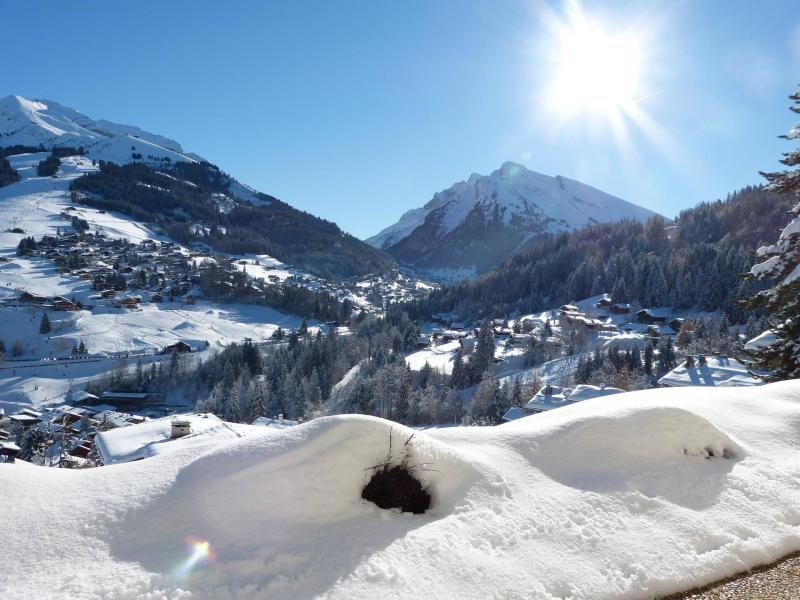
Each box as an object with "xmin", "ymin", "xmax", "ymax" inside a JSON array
[{"xmin": 745, "ymin": 88, "xmax": 800, "ymax": 379}]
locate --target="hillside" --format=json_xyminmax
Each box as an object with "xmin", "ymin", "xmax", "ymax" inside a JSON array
[
  {"xmin": 2, "ymin": 381, "xmax": 800, "ymax": 599},
  {"xmin": 411, "ymin": 186, "xmax": 794, "ymax": 322},
  {"xmin": 0, "ymin": 95, "xmax": 392, "ymax": 278},
  {"xmin": 368, "ymin": 162, "xmax": 658, "ymax": 277}
]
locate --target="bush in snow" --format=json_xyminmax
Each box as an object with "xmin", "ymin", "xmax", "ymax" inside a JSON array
[{"xmin": 361, "ymin": 432, "xmax": 431, "ymax": 514}]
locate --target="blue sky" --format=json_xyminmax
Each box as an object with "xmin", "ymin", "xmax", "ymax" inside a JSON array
[{"xmin": 2, "ymin": 1, "xmax": 799, "ymax": 239}]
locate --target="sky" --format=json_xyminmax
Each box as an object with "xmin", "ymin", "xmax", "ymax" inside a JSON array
[{"xmin": 2, "ymin": 0, "xmax": 799, "ymax": 239}]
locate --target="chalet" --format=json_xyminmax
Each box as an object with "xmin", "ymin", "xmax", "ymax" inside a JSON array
[
  {"xmin": 116, "ymin": 296, "xmax": 141, "ymax": 309},
  {"xmin": 459, "ymin": 337, "xmax": 477, "ymax": 353},
  {"xmin": 636, "ymin": 309, "xmax": 668, "ymax": 325},
  {"xmin": 0, "ymin": 442, "xmax": 20, "ymax": 463},
  {"xmin": 596, "ymin": 297, "xmax": 613, "ymax": 309},
  {"xmin": 163, "ymin": 341, "xmax": 193, "ymax": 354},
  {"xmin": 503, "ymin": 384, "xmax": 625, "ymax": 420},
  {"xmin": 668, "ymin": 317, "xmax": 686, "ymax": 332},
  {"xmin": 415, "ymin": 336, "xmax": 432, "ymax": 349},
  {"xmin": 100, "ymin": 391, "xmax": 161, "ymax": 407},
  {"xmin": 609, "ymin": 303, "xmax": 632, "ymax": 315},
  {"xmin": 18, "ymin": 291, "xmax": 47, "ymax": 304},
  {"xmin": 658, "ymin": 355, "xmax": 764, "ymax": 388},
  {"xmin": 559, "ymin": 304, "xmax": 580, "ymax": 314},
  {"xmin": 68, "ymin": 442, "xmax": 93, "ymax": 458},
  {"xmin": 53, "ymin": 297, "xmax": 80, "ymax": 311},
  {"xmin": 8, "ymin": 412, "xmax": 41, "ymax": 427}
]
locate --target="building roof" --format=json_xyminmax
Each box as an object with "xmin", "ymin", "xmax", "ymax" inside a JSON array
[
  {"xmin": 94, "ymin": 413, "xmax": 266, "ymax": 464},
  {"xmin": 657, "ymin": 356, "xmax": 763, "ymax": 388},
  {"xmin": 501, "ymin": 406, "xmax": 530, "ymax": 422},
  {"xmin": 524, "ymin": 384, "xmax": 625, "ymax": 413},
  {"xmin": 251, "ymin": 416, "xmax": 299, "ymax": 429}
]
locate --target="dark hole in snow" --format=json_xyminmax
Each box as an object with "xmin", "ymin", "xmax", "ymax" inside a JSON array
[{"xmin": 362, "ymin": 465, "xmax": 431, "ymax": 514}]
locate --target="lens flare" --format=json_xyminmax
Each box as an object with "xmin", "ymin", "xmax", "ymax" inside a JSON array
[{"xmin": 173, "ymin": 537, "xmax": 214, "ymax": 581}]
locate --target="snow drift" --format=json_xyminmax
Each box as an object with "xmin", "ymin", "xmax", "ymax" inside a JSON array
[{"xmin": 3, "ymin": 381, "xmax": 800, "ymax": 599}]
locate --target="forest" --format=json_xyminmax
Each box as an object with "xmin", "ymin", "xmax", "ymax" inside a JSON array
[{"xmin": 410, "ymin": 186, "xmax": 794, "ymax": 323}]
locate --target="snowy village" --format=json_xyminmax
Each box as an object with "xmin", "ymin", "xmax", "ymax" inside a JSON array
[{"xmin": 2, "ymin": 1, "xmax": 800, "ymax": 599}]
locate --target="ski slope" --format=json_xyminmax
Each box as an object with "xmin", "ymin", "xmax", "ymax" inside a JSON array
[{"xmin": 2, "ymin": 381, "xmax": 800, "ymax": 599}]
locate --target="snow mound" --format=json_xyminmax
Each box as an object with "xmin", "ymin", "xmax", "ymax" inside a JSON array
[
  {"xmin": 106, "ymin": 416, "xmax": 488, "ymax": 597},
  {"xmin": 520, "ymin": 406, "xmax": 743, "ymax": 508},
  {"xmin": 4, "ymin": 382, "xmax": 800, "ymax": 600}
]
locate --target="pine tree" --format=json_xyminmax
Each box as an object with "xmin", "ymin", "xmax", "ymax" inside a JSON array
[
  {"xmin": 0, "ymin": 338, "xmax": 5, "ymax": 358},
  {"xmin": 451, "ymin": 350, "xmax": 467, "ymax": 389},
  {"xmin": 39, "ymin": 312, "xmax": 51, "ymax": 334},
  {"xmin": 744, "ymin": 87, "xmax": 800, "ymax": 379},
  {"xmin": 657, "ymin": 337, "xmax": 676, "ymax": 373},
  {"xmin": 471, "ymin": 319, "xmax": 496, "ymax": 383},
  {"xmin": 511, "ymin": 376, "xmax": 523, "ymax": 406}
]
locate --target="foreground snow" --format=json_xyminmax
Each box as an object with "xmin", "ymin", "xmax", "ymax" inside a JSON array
[{"xmin": 3, "ymin": 381, "xmax": 800, "ymax": 599}]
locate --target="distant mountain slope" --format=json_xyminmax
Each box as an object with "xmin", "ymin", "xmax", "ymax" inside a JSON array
[
  {"xmin": 368, "ymin": 162, "xmax": 658, "ymax": 276},
  {"xmin": 410, "ymin": 186, "xmax": 794, "ymax": 322},
  {"xmin": 0, "ymin": 95, "xmax": 392, "ymax": 277},
  {"xmin": 0, "ymin": 95, "xmax": 200, "ymax": 164}
]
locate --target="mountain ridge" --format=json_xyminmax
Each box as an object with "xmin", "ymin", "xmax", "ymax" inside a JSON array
[
  {"xmin": 0, "ymin": 95, "xmax": 392, "ymax": 278},
  {"xmin": 368, "ymin": 161, "xmax": 659, "ymax": 277}
]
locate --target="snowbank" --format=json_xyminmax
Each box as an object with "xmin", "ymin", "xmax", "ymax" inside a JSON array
[{"xmin": 3, "ymin": 381, "xmax": 800, "ymax": 599}]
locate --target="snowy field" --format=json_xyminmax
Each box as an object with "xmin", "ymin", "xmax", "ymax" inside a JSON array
[{"xmin": 2, "ymin": 381, "xmax": 800, "ymax": 599}]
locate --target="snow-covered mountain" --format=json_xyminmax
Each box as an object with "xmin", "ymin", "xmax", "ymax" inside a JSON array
[
  {"xmin": 0, "ymin": 95, "xmax": 391, "ymax": 278},
  {"xmin": 0, "ymin": 95, "xmax": 201, "ymax": 164},
  {"xmin": 368, "ymin": 162, "xmax": 659, "ymax": 277}
]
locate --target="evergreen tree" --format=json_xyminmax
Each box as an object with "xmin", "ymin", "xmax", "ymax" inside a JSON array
[
  {"xmin": 745, "ymin": 87, "xmax": 800, "ymax": 379},
  {"xmin": 451, "ymin": 349, "xmax": 468, "ymax": 389},
  {"xmin": 471, "ymin": 319, "xmax": 496, "ymax": 383},
  {"xmin": 39, "ymin": 313, "xmax": 52, "ymax": 334},
  {"xmin": 511, "ymin": 376, "xmax": 523, "ymax": 407},
  {"xmin": 657, "ymin": 337, "xmax": 676, "ymax": 373},
  {"xmin": 0, "ymin": 338, "xmax": 5, "ymax": 358}
]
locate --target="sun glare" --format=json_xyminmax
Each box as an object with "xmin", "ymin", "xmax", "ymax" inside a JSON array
[
  {"xmin": 550, "ymin": 21, "xmax": 642, "ymax": 115},
  {"xmin": 533, "ymin": 2, "xmax": 681, "ymax": 167}
]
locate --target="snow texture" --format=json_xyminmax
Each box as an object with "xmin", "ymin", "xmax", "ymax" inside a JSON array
[{"xmin": 3, "ymin": 381, "xmax": 800, "ymax": 599}]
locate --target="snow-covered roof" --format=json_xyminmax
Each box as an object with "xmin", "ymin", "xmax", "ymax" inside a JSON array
[
  {"xmin": 501, "ymin": 406, "xmax": 529, "ymax": 422},
  {"xmin": 525, "ymin": 385, "xmax": 574, "ymax": 412},
  {"xmin": 95, "ymin": 413, "xmax": 266, "ymax": 464},
  {"xmin": 252, "ymin": 416, "xmax": 299, "ymax": 429},
  {"xmin": 524, "ymin": 384, "xmax": 626, "ymax": 412},
  {"xmin": 567, "ymin": 385, "xmax": 625, "ymax": 402},
  {"xmin": 744, "ymin": 330, "xmax": 779, "ymax": 352},
  {"xmin": 657, "ymin": 356, "xmax": 763, "ymax": 388}
]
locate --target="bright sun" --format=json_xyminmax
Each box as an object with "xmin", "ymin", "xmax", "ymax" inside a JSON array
[{"xmin": 548, "ymin": 11, "xmax": 643, "ymax": 116}]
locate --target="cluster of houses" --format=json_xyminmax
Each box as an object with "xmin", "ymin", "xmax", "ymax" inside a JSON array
[
  {"xmin": 13, "ymin": 223, "xmax": 437, "ymax": 319},
  {"xmin": 0, "ymin": 390, "xmax": 301, "ymax": 466},
  {"xmin": 17, "ymin": 230, "xmax": 206, "ymax": 309},
  {"xmin": 0, "ymin": 394, "xmax": 148, "ymax": 465},
  {"xmin": 559, "ymin": 301, "xmax": 686, "ymax": 341},
  {"xmin": 353, "ymin": 272, "xmax": 434, "ymax": 310}
]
